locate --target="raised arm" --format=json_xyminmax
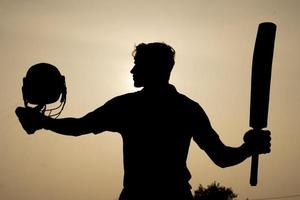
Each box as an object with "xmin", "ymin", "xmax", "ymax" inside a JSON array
[
  {"xmin": 191, "ymin": 104, "xmax": 271, "ymax": 168},
  {"xmin": 194, "ymin": 125, "xmax": 271, "ymax": 168}
]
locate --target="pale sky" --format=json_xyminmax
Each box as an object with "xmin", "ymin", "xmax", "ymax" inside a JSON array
[{"xmin": 1, "ymin": 0, "xmax": 299, "ymax": 199}]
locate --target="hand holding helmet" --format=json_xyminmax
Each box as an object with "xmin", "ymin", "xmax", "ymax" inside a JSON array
[{"xmin": 15, "ymin": 106, "xmax": 46, "ymax": 134}]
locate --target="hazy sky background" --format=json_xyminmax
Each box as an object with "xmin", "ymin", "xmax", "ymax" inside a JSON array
[{"xmin": 1, "ymin": 0, "xmax": 299, "ymax": 199}]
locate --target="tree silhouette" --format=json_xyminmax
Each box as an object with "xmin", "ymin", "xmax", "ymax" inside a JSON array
[{"xmin": 194, "ymin": 181, "xmax": 238, "ymax": 200}]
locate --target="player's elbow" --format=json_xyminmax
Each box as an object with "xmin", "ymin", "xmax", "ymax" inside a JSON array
[
  {"xmin": 207, "ymin": 150, "xmax": 234, "ymax": 168},
  {"xmin": 213, "ymin": 159, "xmax": 232, "ymax": 168},
  {"xmin": 71, "ymin": 131, "xmax": 84, "ymax": 137}
]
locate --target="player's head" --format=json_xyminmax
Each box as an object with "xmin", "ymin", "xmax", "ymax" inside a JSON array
[{"xmin": 131, "ymin": 42, "xmax": 175, "ymax": 87}]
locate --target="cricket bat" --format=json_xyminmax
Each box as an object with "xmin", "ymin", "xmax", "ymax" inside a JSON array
[{"xmin": 249, "ymin": 22, "xmax": 276, "ymax": 186}]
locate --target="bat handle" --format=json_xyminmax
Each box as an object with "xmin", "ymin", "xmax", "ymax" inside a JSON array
[{"xmin": 250, "ymin": 153, "xmax": 259, "ymax": 186}]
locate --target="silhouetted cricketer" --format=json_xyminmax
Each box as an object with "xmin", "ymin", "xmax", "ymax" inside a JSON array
[{"xmin": 16, "ymin": 42, "xmax": 271, "ymax": 200}]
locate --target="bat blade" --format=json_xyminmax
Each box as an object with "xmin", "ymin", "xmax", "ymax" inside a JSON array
[
  {"xmin": 250, "ymin": 22, "xmax": 276, "ymax": 129},
  {"xmin": 250, "ymin": 22, "xmax": 276, "ymax": 186}
]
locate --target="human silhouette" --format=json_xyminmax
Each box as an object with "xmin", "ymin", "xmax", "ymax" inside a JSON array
[{"xmin": 16, "ymin": 42, "xmax": 271, "ymax": 200}]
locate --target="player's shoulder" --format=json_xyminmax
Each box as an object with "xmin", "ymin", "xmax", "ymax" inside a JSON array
[
  {"xmin": 176, "ymin": 89, "xmax": 209, "ymax": 116},
  {"xmin": 175, "ymin": 89, "xmax": 201, "ymax": 109},
  {"xmin": 113, "ymin": 90, "xmax": 142, "ymax": 100},
  {"xmin": 105, "ymin": 90, "xmax": 142, "ymax": 106}
]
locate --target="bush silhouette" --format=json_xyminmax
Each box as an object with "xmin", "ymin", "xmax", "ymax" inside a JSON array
[{"xmin": 194, "ymin": 181, "xmax": 238, "ymax": 200}]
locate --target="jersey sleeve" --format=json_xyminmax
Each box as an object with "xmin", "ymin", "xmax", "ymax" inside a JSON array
[
  {"xmin": 191, "ymin": 103, "xmax": 222, "ymax": 151},
  {"xmin": 81, "ymin": 96, "xmax": 125, "ymax": 134}
]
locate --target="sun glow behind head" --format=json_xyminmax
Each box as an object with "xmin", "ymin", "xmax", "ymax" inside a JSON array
[{"xmin": 22, "ymin": 63, "xmax": 67, "ymax": 118}]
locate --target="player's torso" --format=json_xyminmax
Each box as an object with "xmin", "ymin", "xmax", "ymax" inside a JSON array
[{"xmin": 118, "ymin": 86, "xmax": 197, "ymax": 191}]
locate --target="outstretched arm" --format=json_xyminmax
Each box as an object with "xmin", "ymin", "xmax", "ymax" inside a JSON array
[
  {"xmin": 16, "ymin": 96, "xmax": 122, "ymax": 136},
  {"xmin": 15, "ymin": 107, "xmax": 102, "ymax": 136},
  {"xmin": 42, "ymin": 116, "xmax": 94, "ymax": 136}
]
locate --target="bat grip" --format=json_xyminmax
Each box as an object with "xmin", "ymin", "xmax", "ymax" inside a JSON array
[{"xmin": 250, "ymin": 151, "xmax": 259, "ymax": 186}]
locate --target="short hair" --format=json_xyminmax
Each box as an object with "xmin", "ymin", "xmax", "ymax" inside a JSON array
[{"xmin": 132, "ymin": 42, "xmax": 175, "ymax": 71}]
